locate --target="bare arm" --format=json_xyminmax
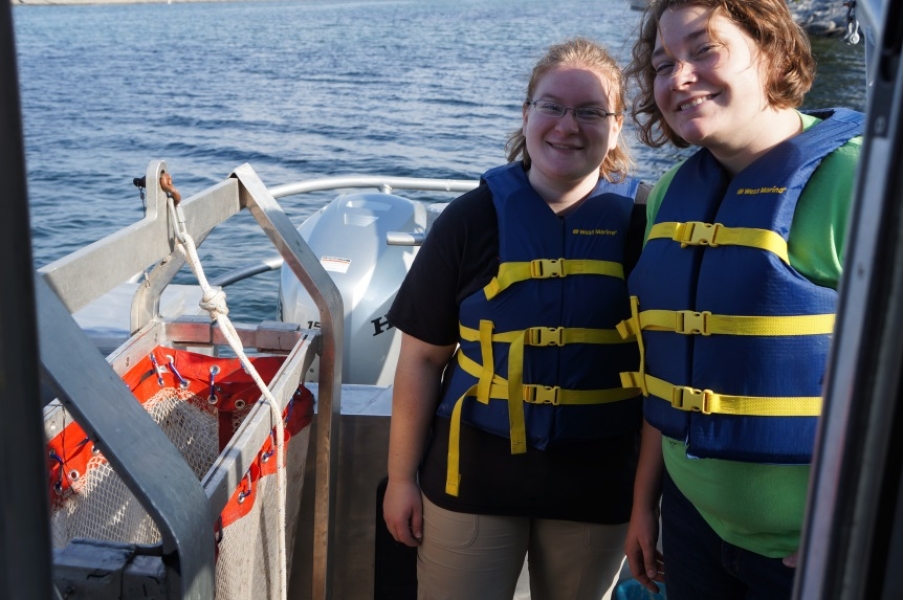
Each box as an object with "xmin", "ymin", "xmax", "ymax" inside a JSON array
[
  {"xmin": 383, "ymin": 333, "xmax": 456, "ymax": 547},
  {"xmin": 625, "ymin": 418, "xmax": 665, "ymax": 592}
]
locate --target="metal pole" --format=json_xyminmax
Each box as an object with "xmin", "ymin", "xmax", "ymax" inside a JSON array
[
  {"xmin": 796, "ymin": 1, "xmax": 903, "ymax": 598},
  {"xmin": 0, "ymin": 3, "xmax": 55, "ymax": 599}
]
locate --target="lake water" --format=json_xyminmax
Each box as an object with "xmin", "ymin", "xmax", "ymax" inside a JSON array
[{"xmin": 12, "ymin": 0, "xmax": 867, "ymax": 322}]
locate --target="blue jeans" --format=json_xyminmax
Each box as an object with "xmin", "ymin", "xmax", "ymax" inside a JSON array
[{"xmin": 661, "ymin": 469, "xmax": 796, "ymax": 600}]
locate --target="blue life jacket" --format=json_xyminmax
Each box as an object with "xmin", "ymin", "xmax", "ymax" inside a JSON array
[
  {"xmin": 622, "ymin": 108, "xmax": 863, "ymax": 464},
  {"xmin": 438, "ymin": 162, "xmax": 643, "ymax": 495}
]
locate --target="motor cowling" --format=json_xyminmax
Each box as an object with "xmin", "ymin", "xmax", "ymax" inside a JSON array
[{"xmin": 278, "ymin": 192, "xmax": 427, "ymax": 385}]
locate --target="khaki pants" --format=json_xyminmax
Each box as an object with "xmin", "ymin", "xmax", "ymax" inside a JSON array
[{"xmin": 417, "ymin": 495, "xmax": 627, "ymax": 600}]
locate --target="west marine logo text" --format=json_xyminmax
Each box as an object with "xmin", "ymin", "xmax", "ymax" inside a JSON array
[
  {"xmin": 571, "ymin": 228, "xmax": 618, "ymax": 236},
  {"xmin": 736, "ymin": 186, "xmax": 788, "ymax": 195}
]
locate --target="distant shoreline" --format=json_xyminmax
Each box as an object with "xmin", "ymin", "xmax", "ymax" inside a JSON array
[
  {"xmin": 8, "ymin": 0, "xmax": 856, "ymax": 38},
  {"xmin": 11, "ymin": 0, "xmax": 249, "ymax": 4}
]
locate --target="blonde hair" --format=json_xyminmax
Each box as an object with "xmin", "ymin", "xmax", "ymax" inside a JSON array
[{"xmin": 505, "ymin": 37, "xmax": 632, "ymax": 182}]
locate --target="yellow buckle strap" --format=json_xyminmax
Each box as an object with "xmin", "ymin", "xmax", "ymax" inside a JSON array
[
  {"xmin": 620, "ymin": 371, "xmax": 644, "ymax": 395},
  {"xmin": 484, "ymin": 258, "xmax": 625, "ymax": 299},
  {"xmin": 648, "ymin": 221, "xmax": 790, "ymax": 264},
  {"xmin": 616, "ymin": 316, "xmax": 638, "ymax": 339},
  {"xmin": 445, "ymin": 384, "xmax": 476, "ymax": 497},
  {"xmin": 632, "ymin": 310, "xmax": 835, "ymax": 337},
  {"xmin": 646, "ymin": 221, "xmax": 677, "ymax": 242},
  {"xmin": 524, "ymin": 385, "xmax": 639, "ymax": 405},
  {"xmin": 670, "ymin": 386, "xmax": 716, "ymax": 414},
  {"xmin": 618, "ymin": 296, "xmax": 649, "ymax": 395},
  {"xmin": 714, "ymin": 227, "xmax": 789, "ymax": 264},
  {"xmin": 460, "ymin": 324, "xmax": 628, "ymax": 346},
  {"xmin": 524, "ymin": 326, "xmax": 565, "ymax": 347},
  {"xmin": 457, "ymin": 351, "xmax": 507, "ymax": 393},
  {"xmin": 482, "ymin": 278, "xmax": 504, "ymax": 300},
  {"xmin": 674, "ymin": 310, "xmax": 711, "ymax": 335},
  {"xmin": 529, "ymin": 258, "xmax": 624, "ymax": 279},
  {"xmin": 458, "ymin": 353, "xmax": 637, "ymax": 405},
  {"xmin": 620, "ymin": 371, "xmax": 822, "ymax": 417},
  {"xmin": 460, "ymin": 325, "xmax": 524, "ymax": 344},
  {"xmin": 674, "ymin": 221, "xmax": 722, "ymax": 247},
  {"xmin": 531, "ymin": 258, "xmax": 565, "ymax": 278},
  {"xmin": 524, "ymin": 385, "xmax": 560, "ymax": 405},
  {"xmin": 507, "ymin": 332, "xmax": 528, "ymax": 455},
  {"xmin": 477, "ymin": 320, "xmax": 494, "ymax": 404},
  {"xmin": 523, "ymin": 326, "xmax": 628, "ymax": 346},
  {"xmin": 449, "ymin": 350, "xmax": 641, "ymax": 496}
]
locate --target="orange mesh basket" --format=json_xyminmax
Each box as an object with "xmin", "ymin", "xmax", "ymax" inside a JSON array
[{"xmin": 46, "ymin": 346, "xmax": 314, "ymax": 599}]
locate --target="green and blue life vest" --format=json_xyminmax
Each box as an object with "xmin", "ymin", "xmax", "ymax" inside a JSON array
[
  {"xmin": 621, "ymin": 108, "xmax": 863, "ymax": 464},
  {"xmin": 437, "ymin": 162, "xmax": 643, "ymax": 495}
]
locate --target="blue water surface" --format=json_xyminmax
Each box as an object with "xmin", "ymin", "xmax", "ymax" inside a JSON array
[{"xmin": 12, "ymin": 0, "xmax": 866, "ymax": 321}]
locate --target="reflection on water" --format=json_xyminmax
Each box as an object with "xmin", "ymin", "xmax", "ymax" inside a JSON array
[{"xmin": 805, "ymin": 36, "xmax": 868, "ymax": 112}]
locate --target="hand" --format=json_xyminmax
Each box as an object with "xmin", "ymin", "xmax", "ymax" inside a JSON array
[
  {"xmin": 783, "ymin": 550, "xmax": 798, "ymax": 568},
  {"xmin": 383, "ymin": 478, "xmax": 424, "ymax": 547},
  {"xmin": 625, "ymin": 505, "xmax": 664, "ymax": 593}
]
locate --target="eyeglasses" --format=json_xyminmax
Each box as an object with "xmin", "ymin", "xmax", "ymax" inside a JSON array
[{"xmin": 527, "ymin": 100, "xmax": 620, "ymax": 123}]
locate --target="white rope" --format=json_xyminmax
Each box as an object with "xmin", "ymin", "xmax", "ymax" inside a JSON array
[{"xmin": 168, "ymin": 197, "xmax": 288, "ymax": 600}]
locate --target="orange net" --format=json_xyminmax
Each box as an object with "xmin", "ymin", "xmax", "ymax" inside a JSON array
[{"xmin": 46, "ymin": 346, "xmax": 314, "ymax": 599}]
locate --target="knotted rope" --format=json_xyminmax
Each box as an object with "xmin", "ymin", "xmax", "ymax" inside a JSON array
[{"xmin": 160, "ymin": 173, "xmax": 288, "ymax": 600}]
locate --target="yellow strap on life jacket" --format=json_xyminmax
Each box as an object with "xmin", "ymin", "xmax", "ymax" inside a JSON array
[
  {"xmin": 620, "ymin": 296, "xmax": 649, "ymax": 396},
  {"xmin": 619, "ymin": 371, "xmax": 822, "ymax": 417},
  {"xmin": 617, "ymin": 309, "xmax": 835, "ymax": 338},
  {"xmin": 477, "ymin": 320, "xmax": 494, "ymax": 403},
  {"xmin": 457, "ymin": 351, "xmax": 639, "ymax": 406},
  {"xmin": 460, "ymin": 323, "xmax": 631, "ymax": 346},
  {"xmin": 444, "ymin": 334, "xmax": 640, "ymax": 496},
  {"xmin": 462, "ymin": 319, "xmax": 633, "ymax": 455},
  {"xmin": 483, "ymin": 258, "xmax": 624, "ymax": 300},
  {"xmin": 648, "ymin": 221, "xmax": 790, "ymax": 264},
  {"xmin": 445, "ymin": 382, "xmax": 475, "ymax": 497},
  {"xmin": 506, "ymin": 328, "xmax": 529, "ymax": 456}
]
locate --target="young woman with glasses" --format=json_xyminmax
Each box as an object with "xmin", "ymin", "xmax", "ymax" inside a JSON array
[
  {"xmin": 383, "ymin": 37, "xmax": 648, "ymax": 599},
  {"xmin": 621, "ymin": 1, "xmax": 863, "ymax": 598}
]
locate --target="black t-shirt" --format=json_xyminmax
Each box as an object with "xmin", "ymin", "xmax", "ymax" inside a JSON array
[{"xmin": 387, "ymin": 180, "xmax": 648, "ymax": 524}]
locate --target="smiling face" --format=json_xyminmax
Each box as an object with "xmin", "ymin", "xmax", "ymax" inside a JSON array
[
  {"xmin": 652, "ymin": 6, "xmax": 776, "ymax": 155},
  {"xmin": 522, "ymin": 64, "xmax": 623, "ymax": 201}
]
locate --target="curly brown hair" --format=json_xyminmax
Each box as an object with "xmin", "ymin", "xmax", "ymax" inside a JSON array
[
  {"xmin": 624, "ymin": 0, "xmax": 815, "ymax": 148},
  {"xmin": 505, "ymin": 37, "xmax": 633, "ymax": 183}
]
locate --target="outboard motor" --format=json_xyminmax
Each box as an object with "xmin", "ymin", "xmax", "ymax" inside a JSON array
[{"xmin": 278, "ymin": 192, "xmax": 428, "ymax": 385}]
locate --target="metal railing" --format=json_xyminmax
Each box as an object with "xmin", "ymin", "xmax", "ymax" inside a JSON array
[{"xmin": 38, "ymin": 160, "xmax": 343, "ymax": 600}]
